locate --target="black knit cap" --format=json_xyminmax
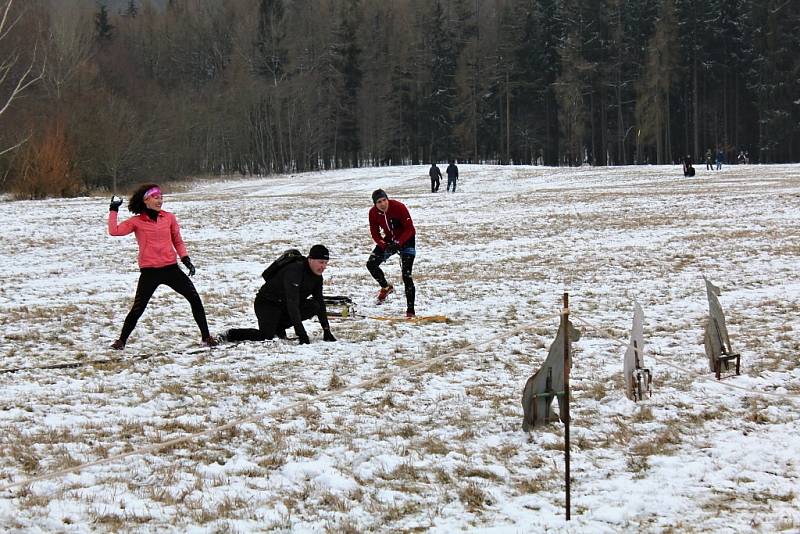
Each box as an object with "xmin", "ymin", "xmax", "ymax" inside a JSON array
[
  {"xmin": 308, "ymin": 244, "xmax": 330, "ymax": 260},
  {"xmin": 372, "ymin": 189, "xmax": 388, "ymax": 204}
]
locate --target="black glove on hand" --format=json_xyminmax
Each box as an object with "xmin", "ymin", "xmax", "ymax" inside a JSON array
[
  {"xmin": 298, "ymin": 332, "xmax": 310, "ymax": 345},
  {"xmin": 384, "ymin": 242, "xmax": 398, "ymax": 254},
  {"xmin": 323, "ymin": 329, "xmax": 336, "ymax": 342},
  {"xmin": 181, "ymin": 256, "xmax": 196, "ymax": 277},
  {"xmin": 109, "ymin": 196, "xmax": 123, "ymax": 212}
]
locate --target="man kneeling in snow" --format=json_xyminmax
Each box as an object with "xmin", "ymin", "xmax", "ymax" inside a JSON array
[{"xmin": 219, "ymin": 245, "xmax": 336, "ymax": 345}]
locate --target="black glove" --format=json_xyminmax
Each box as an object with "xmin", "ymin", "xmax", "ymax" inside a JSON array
[
  {"xmin": 181, "ymin": 256, "xmax": 196, "ymax": 277},
  {"xmin": 298, "ymin": 332, "xmax": 310, "ymax": 345},
  {"xmin": 323, "ymin": 329, "xmax": 336, "ymax": 342},
  {"xmin": 109, "ymin": 196, "xmax": 123, "ymax": 212},
  {"xmin": 384, "ymin": 242, "xmax": 398, "ymax": 254}
]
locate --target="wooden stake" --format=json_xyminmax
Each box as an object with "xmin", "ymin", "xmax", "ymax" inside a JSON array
[{"xmin": 563, "ymin": 292, "xmax": 571, "ymax": 521}]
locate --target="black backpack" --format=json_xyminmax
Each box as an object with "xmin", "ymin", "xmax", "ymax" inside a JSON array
[{"xmin": 262, "ymin": 249, "xmax": 305, "ymax": 283}]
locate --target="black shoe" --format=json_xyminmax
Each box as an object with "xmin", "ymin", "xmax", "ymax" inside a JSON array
[
  {"xmin": 275, "ymin": 329, "xmax": 287, "ymax": 340},
  {"xmin": 111, "ymin": 339, "xmax": 125, "ymax": 350},
  {"xmin": 203, "ymin": 336, "xmax": 218, "ymax": 347}
]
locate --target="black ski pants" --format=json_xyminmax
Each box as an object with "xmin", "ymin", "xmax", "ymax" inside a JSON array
[
  {"xmin": 225, "ymin": 298, "xmax": 320, "ymax": 342},
  {"xmin": 118, "ymin": 264, "xmax": 210, "ymax": 343},
  {"xmin": 366, "ymin": 245, "xmax": 415, "ymax": 311}
]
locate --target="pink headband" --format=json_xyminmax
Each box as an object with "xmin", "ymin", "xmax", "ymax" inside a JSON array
[{"xmin": 143, "ymin": 187, "xmax": 161, "ymax": 200}]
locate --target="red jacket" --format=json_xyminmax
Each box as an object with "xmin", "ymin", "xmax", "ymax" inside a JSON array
[
  {"xmin": 108, "ymin": 210, "xmax": 188, "ymax": 268},
  {"xmin": 369, "ymin": 199, "xmax": 415, "ymax": 248}
]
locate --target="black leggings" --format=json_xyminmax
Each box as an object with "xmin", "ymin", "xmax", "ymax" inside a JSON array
[
  {"xmin": 225, "ymin": 298, "xmax": 320, "ymax": 342},
  {"xmin": 366, "ymin": 246, "xmax": 415, "ymax": 310},
  {"xmin": 118, "ymin": 264, "xmax": 211, "ymax": 343}
]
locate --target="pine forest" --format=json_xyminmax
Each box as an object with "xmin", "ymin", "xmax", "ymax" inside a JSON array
[{"xmin": 0, "ymin": 0, "xmax": 798, "ymax": 198}]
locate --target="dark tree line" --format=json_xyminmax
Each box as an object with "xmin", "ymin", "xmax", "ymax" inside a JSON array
[{"xmin": 1, "ymin": 0, "xmax": 798, "ymax": 197}]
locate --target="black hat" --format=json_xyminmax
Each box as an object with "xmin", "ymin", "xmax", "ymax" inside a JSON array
[
  {"xmin": 372, "ymin": 189, "xmax": 388, "ymax": 204},
  {"xmin": 308, "ymin": 244, "xmax": 330, "ymax": 260}
]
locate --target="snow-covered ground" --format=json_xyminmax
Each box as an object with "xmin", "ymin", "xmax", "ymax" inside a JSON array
[{"xmin": 0, "ymin": 164, "xmax": 798, "ymax": 532}]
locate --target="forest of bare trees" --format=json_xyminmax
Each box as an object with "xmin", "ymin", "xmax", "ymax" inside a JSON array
[{"xmin": 0, "ymin": 0, "xmax": 798, "ymax": 198}]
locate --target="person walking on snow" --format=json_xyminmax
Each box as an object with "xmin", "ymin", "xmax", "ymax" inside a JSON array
[
  {"xmin": 429, "ymin": 162, "xmax": 442, "ymax": 192},
  {"xmin": 705, "ymin": 149, "xmax": 714, "ymax": 171},
  {"xmin": 366, "ymin": 189, "xmax": 416, "ymax": 317},
  {"xmin": 446, "ymin": 160, "xmax": 459, "ymax": 192},
  {"xmin": 107, "ymin": 184, "xmax": 217, "ymax": 349},
  {"xmin": 219, "ymin": 245, "xmax": 336, "ymax": 345}
]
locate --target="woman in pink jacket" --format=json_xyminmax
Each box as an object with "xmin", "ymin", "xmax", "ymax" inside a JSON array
[{"xmin": 107, "ymin": 184, "xmax": 216, "ymax": 349}]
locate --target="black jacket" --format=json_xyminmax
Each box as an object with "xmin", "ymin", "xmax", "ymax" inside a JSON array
[
  {"xmin": 256, "ymin": 259, "xmax": 330, "ymax": 335},
  {"xmin": 429, "ymin": 165, "xmax": 442, "ymax": 179},
  {"xmin": 446, "ymin": 163, "xmax": 458, "ymax": 179}
]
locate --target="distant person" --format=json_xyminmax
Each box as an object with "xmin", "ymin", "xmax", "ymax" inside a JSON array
[
  {"xmin": 219, "ymin": 245, "xmax": 336, "ymax": 345},
  {"xmin": 428, "ymin": 163, "xmax": 442, "ymax": 192},
  {"xmin": 716, "ymin": 148, "xmax": 724, "ymax": 170},
  {"xmin": 107, "ymin": 184, "xmax": 217, "ymax": 349},
  {"xmin": 446, "ymin": 159, "xmax": 459, "ymax": 192},
  {"xmin": 737, "ymin": 150, "xmax": 746, "ymax": 165},
  {"xmin": 366, "ymin": 189, "xmax": 416, "ymax": 318},
  {"xmin": 683, "ymin": 155, "xmax": 695, "ymax": 177},
  {"xmin": 705, "ymin": 149, "xmax": 714, "ymax": 171}
]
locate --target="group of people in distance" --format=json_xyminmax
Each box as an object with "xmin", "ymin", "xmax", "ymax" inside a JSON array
[
  {"xmin": 107, "ymin": 185, "xmax": 417, "ymax": 349},
  {"xmin": 428, "ymin": 160, "xmax": 459, "ymax": 193}
]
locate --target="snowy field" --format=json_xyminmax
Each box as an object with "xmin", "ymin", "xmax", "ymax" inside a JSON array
[{"xmin": 0, "ymin": 163, "xmax": 799, "ymax": 532}]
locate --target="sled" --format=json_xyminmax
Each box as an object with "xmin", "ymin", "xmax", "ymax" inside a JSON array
[{"xmin": 324, "ymin": 295, "xmax": 356, "ymax": 318}]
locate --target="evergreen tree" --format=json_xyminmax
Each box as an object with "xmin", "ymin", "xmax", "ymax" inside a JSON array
[
  {"xmin": 636, "ymin": 0, "xmax": 679, "ymax": 164},
  {"xmin": 746, "ymin": 0, "xmax": 800, "ymax": 162},
  {"xmin": 527, "ymin": 0, "xmax": 564, "ymax": 165},
  {"xmin": 330, "ymin": 0, "xmax": 363, "ymax": 167},
  {"xmin": 419, "ymin": 1, "xmax": 459, "ymax": 163},
  {"xmin": 95, "ymin": 4, "xmax": 114, "ymax": 45},
  {"xmin": 125, "ymin": 1, "xmax": 138, "ymax": 18}
]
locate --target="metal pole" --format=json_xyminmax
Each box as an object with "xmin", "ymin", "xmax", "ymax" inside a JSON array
[{"xmin": 563, "ymin": 291, "xmax": 571, "ymax": 521}]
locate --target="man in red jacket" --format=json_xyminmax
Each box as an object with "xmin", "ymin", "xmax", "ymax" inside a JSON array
[{"xmin": 367, "ymin": 189, "xmax": 416, "ymax": 317}]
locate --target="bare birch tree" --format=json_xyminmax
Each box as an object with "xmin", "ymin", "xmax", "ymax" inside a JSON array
[{"xmin": 0, "ymin": 0, "xmax": 44, "ymax": 156}]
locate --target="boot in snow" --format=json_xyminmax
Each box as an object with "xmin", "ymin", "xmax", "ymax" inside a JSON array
[{"xmin": 377, "ymin": 284, "xmax": 394, "ymax": 304}]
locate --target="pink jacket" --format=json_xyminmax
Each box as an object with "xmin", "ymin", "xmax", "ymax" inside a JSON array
[{"xmin": 108, "ymin": 210, "xmax": 188, "ymax": 268}]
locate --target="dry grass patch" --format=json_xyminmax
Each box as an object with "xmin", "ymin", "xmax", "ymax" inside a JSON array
[
  {"xmin": 630, "ymin": 424, "xmax": 682, "ymax": 457},
  {"xmin": 775, "ymin": 517, "xmax": 798, "ymax": 531},
  {"xmin": 459, "ymin": 481, "xmax": 488, "ymax": 511},
  {"xmin": 319, "ymin": 490, "xmax": 351, "ymax": 512},
  {"xmin": 380, "ymin": 500, "xmax": 423, "ymax": 523},
  {"xmin": 632, "ymin": 406, "xmax": 655, "ymax": 423},
  {"xmin": 385, "ymin": 461, "xmax": 422, "ymax": 483},
  {"xmin": 292, "ymin": 446, "xmax": 317, "ymax": 458},
  {"xmin": 743, "ymin": 398, "xmax": 770, "ymax": 424},
  {"xmin": 328, "ymin": 369, "xmax": 345, "ymax": 390},
  {"xmin": 455, "ymin": 465, "xmax": 503, "ymax": 482},
  {"xmin": 242, "ymin": 373, "xmax": 279, "ymax": 386},
  {"xmin": 324, "ymin": 517, "xmax": 361, "ymax": 534},
  {"xmin": 626, "ymin": 453, "xmax": 650, "ymax": 476},
  {"xmin": 417, "ymin": 435, "xmax": 450, "ymax": 456},
  {"xmin": 514, "ymin": 468, "xmax": 557, "ymax": 495}
]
